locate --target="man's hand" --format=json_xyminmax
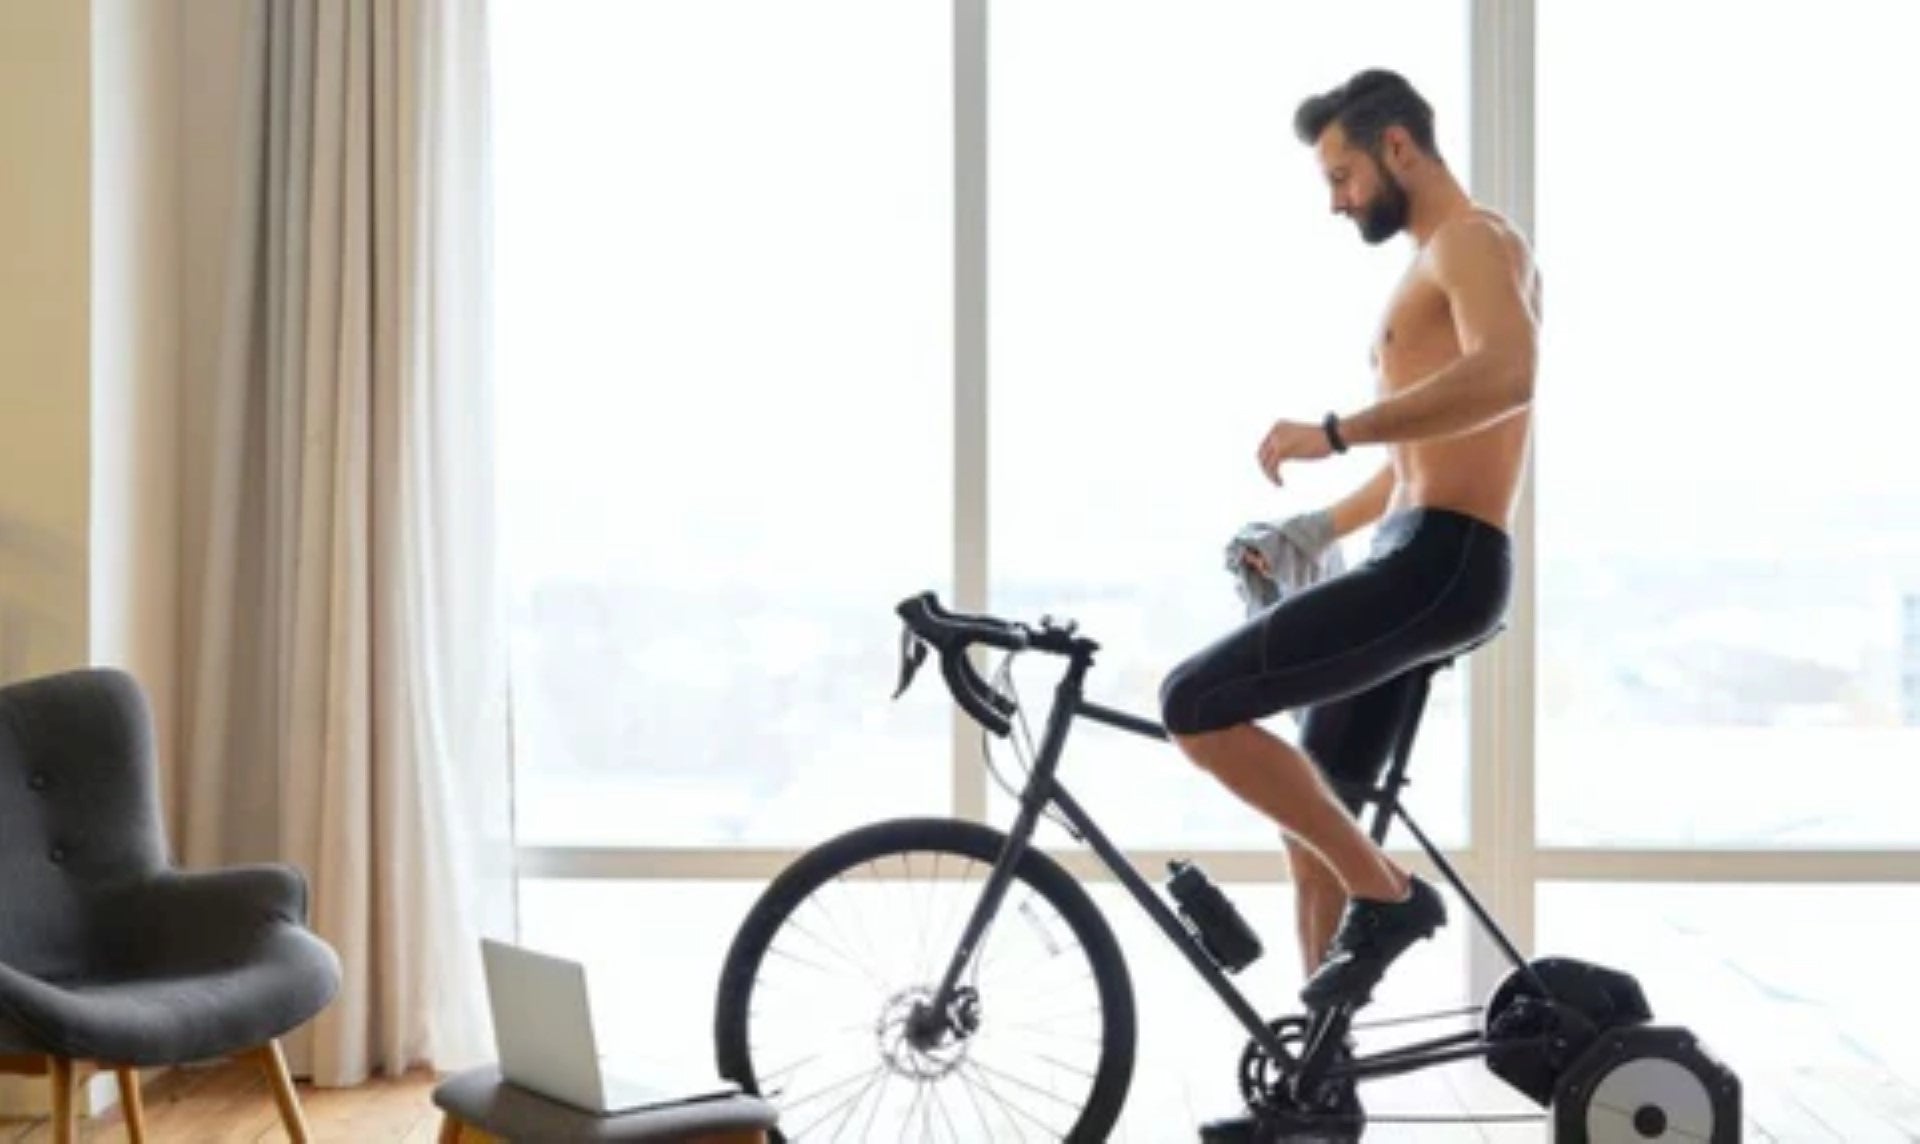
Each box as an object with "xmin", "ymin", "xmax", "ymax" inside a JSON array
[
  {"xmin": 1237, "ymin": 509, "xmax": 1337, "ymax": 577},
  {"xmin": 1256, "ymin": 419, "xmax": 1333, "ymax": 485}
]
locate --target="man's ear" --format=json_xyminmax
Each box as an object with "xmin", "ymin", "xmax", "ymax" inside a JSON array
[{"xmin": 1382, "ymin": 124, "xmax": 1414, "ymax": 169}]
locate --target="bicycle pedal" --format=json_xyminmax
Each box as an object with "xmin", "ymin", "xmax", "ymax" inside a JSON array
[{"xmin": 1198, "ymin": 1110, "xmax": 1361, "ymax": 1144}]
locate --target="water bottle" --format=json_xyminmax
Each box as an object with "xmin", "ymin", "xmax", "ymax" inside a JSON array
[{"xmin": 1167, "ymin": 860, "xmax": 1263, "ymax": 973}]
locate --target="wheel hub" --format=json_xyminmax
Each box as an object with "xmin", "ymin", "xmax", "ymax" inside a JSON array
[{"xmin": 877, "ymin": 986, "xmax": 980, "ymax": 1080}]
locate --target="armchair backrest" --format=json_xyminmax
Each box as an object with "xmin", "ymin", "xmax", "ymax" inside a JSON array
[{"xmin": 0, "ymin": 669, "xmax": 169, "ymax": 978}]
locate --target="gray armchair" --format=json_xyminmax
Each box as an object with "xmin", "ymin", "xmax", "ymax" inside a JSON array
[{"xmin": 0, "ymin": 668, "xmax": 341, "ymax": 1142}]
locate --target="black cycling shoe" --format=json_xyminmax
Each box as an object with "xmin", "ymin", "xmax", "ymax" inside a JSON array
[
  {"xmin": 1199, "ymin": 1108, "xmax": 1360, "ymax": 1144},
  {"xmin": 1199, "ymin": 1091, "xmax": 1362, "ymax": 1144},
  {"xmin": 1197, "ymin": 1112, "xmax": 1274, "ymax": 1144},
  {"xmin": 1299, "ymin": 875, "xmax": 1446, "ymax": 1009}
]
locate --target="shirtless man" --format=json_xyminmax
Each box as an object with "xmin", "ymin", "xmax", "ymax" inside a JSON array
[{"xmin": 1159, "ymin": 68, "xmax": 1543, "ymax": 1013}]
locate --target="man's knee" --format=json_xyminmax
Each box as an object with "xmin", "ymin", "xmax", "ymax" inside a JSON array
[
  {"xmin": 1158, "ymin": 665, "xmax": 1194, "ymax": 736},
  {"xmin": 1159, "ymin": 660, "xmax": 1224, "ymax": 738}
]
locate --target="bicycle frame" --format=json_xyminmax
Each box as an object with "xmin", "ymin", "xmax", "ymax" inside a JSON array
[{"xmin": 921, "ymin": 640, "xmax": 1551, "ymax": 1090}]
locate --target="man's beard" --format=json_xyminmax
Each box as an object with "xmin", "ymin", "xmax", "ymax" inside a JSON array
[{"xmin": 1356, "ymin": 170, "xmax": 1411, "ymax": 244}]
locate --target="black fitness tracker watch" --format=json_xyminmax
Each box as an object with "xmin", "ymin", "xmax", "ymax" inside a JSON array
[{"xmin": 1322, "ymin": 412, "xmax": 1349, "ymax": 454}]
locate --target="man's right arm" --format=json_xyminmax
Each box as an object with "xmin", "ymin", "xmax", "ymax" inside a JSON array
[{"xmin": 1327, "ymin": 463, "xmax": 1396, "ymax": 539}]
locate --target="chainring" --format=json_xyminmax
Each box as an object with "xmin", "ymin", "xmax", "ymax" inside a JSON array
[{"xmin": 1238, "ymin": 1016, "xmax": 1361, "ymax": 1120}]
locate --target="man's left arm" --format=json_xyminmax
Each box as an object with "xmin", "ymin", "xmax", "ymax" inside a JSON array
[{"xmin": 1337, "ymin": 221, "xmax": 1538, "ymax": 447}]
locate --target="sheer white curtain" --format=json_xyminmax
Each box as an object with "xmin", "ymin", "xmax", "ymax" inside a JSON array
[{"xmin": 177, "ymin": 0, "xmax": 511, "ymax": 1084}]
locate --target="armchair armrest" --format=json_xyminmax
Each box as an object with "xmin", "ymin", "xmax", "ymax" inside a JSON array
[{"xmin": 95, "ymin": 864, "xmax": 314, "ymax": 974}]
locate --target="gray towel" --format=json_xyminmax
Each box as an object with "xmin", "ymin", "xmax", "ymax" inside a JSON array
[{"xmin": 1223, "ymin": 510, "xmax": 1347, "ymax": 618}]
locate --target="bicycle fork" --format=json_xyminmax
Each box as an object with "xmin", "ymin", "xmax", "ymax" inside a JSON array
[{"xmin": 911, "ymin": 653, "xmax": 1086, "ymax": 1048}]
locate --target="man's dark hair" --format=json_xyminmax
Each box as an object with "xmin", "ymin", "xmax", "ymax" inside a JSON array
[{"xmin": 1293, "ymin": 69, "xmax": 1440, "ymax": 161}]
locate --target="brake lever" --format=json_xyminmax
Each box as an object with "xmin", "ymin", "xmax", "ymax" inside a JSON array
[
  {"xmin": 892, "ymin": 625, "xmax": 929, "ymax": 700},
  {"xmin": 942, "ymin": 648, "xmax": 1013, "ymax": 737}
]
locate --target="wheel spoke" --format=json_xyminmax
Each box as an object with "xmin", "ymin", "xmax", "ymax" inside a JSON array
[
  {"xmin": 788, "ymin": 1062, "xmax": 889, "ymax": 1140},
  {"xmin": 753, "ymin": 1029, "xmax": 870, "ymax": 1089},
  {"xmin": 857, "ymin": 1069, "xmax": 893, "ymax": 1143},
  {"xmin": 956, "ymin": 1058, "xmax": 1051, "ymax": 1140},
  {"xmin": 773, "ymin": 1059, "xmax": 883, "ymax": 1111},
  {"xmin": 964, "ymin": 1052, "xmax": 1083, "ymax": 1115},
  {"xmin": 928, "ymin": 1077, "xmax": 964, "ymax": 1144},
  {"xmin": 991, "ymin": 1015, "xmax": 1103, "ymax": 1040}
]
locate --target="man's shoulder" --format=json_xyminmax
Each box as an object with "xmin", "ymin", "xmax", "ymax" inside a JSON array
[{"xmin": 1428, "ymin": 208, "xmax": 1537, "ymax": 278}]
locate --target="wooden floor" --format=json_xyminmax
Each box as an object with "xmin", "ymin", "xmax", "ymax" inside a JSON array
[
  {"xmin": 1, "ymin": 1054, "xmax": 1917, "ymax": 1141},
  {"xmin": 0, "ymin": 1063, "xmax": 443, "ymax": 1144}
]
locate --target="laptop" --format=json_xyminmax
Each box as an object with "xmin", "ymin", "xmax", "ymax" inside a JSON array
[{"xmin": 480, "ymin": 938, "xmax": 741, "ymax": 1115}]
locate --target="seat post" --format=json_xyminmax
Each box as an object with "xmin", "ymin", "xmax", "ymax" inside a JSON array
[
  {"xmin": 1365, "ymin": 663, "xmax": 1437, "ymax": 846},
  {"xmin": 1365, "ymin": 651, "xmax": 1551, "ymax": 994}
]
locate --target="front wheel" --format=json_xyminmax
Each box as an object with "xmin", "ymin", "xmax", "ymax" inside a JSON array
[{"xmin": 714, "ymin": 817, "xmax": 1136, "ymax": 1142}]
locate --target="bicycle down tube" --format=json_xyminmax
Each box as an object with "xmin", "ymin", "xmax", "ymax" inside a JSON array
[{"xmin": 923, "ymin": 650, "xmax": 1298, "ymax": 1072}]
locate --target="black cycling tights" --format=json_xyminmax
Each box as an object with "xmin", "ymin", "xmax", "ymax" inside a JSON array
[{"xmin": 1159, "ymin": 507, "xmax": 1512, "ymax": 809}]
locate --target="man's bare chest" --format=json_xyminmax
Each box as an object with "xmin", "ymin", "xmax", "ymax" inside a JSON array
[{"xmin": 1370, "ymin": 273, "xmax": 1455, "ymax": 385}]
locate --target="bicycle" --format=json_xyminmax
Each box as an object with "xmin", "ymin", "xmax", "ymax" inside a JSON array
[{"xmin": 713, "ymin": 590, "xmax": 1742, "ymax": 1141}]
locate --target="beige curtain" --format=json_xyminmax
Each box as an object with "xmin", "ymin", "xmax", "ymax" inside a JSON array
[{"xmin": 177, "ymin": 0, "xmax": 512, "ymax": 1084}]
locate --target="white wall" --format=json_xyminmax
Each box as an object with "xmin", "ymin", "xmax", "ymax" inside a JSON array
[
  {"xmin": 0, "ymin": 2, "xmax": 90, "ymax": 1115},
  {"xmin": 0, "ymin": 0, "xmax": 92, "ymax": 685},
  {"xmin": 0, "ymin": 0, "xmax": 199, "ymax": 1116},
  {"xmin": 0, "ymin": 0, "xmax": 196, "ymax": 776}
]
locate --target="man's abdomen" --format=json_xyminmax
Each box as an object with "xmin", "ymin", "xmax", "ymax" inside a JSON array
[{"xmin": 1390, "ymin": 417, "xmax": 1530, "ymax": 532}]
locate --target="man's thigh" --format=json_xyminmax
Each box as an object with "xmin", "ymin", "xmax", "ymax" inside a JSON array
[{"xmin": 1160, "ymin": 557, "xmax": 1432, "ymax": 735}]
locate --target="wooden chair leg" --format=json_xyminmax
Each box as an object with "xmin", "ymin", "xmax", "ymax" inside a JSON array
[
  {"xmin": 115, "ymin": 1066, "xmax": 149, "ymax": 1144},
  {"xmin": 437, "ymin": 1113, "xmax": 463, "ymax": 1143},
  {"xmin": 243, "ymin": 1041, "xmax": 312, "ymax": 1143},
  {"xmin": 47, "ymin": 1056, "xmax": 76, "ymax": 1144}
]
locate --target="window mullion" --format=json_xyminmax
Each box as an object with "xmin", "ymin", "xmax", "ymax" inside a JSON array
[
  {"xmin": 953, "ymin": 0, "xmax": 990, "ymax": 823},
  {"xmin": 1467, "ymin": 0, "xmax": 1538, "ymax": 1003}
]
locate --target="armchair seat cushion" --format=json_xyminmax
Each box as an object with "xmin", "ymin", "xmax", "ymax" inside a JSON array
[{"xmin": 0, "ymin": 926, "xmax": 340, "ymax": 1065}]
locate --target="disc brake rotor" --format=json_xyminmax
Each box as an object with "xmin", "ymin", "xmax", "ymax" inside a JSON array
[{"xmin": 876, "ymin": 986, "xmax": 978, "ymax": 1081}]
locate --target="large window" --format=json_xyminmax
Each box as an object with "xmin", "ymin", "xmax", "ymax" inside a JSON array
[
  {"xmin": 988, "ymin": 0, "xmax": 1472, "ymax": 848},
  {"xmin": 493, "ymin": 0, "xmax": 953, "ymax": 848},
  {"xmin": 496, "ymin": 0, "xmax": 1477, "ymax": 853},
  {"xmin": 1534, "ymin": 0, "xmax": 1920, "ymax": 848},
  {"xmin": 492, "ymin": 5, "xmax": 1920, "ymax": 1125}
]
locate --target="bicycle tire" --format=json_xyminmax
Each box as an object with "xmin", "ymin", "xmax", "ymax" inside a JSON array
[{"xmin": 714, "ymin": 817, "xmax": 1136, "ymax": 1143}]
